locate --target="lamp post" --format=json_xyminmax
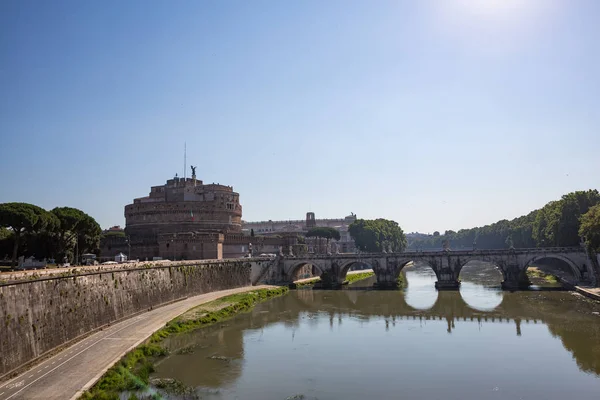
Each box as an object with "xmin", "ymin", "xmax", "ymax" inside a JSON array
[{"xmin": 127, "ymin": 235, "xmax": 131, "ymax": 261}]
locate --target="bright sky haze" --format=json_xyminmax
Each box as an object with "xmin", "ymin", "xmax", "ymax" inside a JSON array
[{"xmin": 1, "ymin": 0, "xmax": 599, "ymax": 233}]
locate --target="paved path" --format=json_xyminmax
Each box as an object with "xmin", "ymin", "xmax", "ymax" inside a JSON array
[{"xmin": 0, "ymin": 285, "xmax": 275, "ymax": 400}]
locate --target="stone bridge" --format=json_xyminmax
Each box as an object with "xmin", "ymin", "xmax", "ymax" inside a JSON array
[{"xmin": 256, "ymin": 247, "xmax": 598, "ymax": 290}]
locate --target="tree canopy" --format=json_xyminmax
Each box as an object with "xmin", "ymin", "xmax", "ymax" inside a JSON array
[
  {"xmin": 306, "ymin": 227, "xmax": 341, "ymax": 241},
  {"xmin": 532, "ymin": 190, "xmax": 600, "ymax": 247},
  {"xmin": 0, "ymin": 227, "xmax": 12, "ymax": 241},
  {"xmin": 349, "ymin": 219, "xmax": 406, "ymax": 253},
  {"xmin": 52, "ymin": 207, "xmax": 101, "ymax": 261},
  {"xmin": 0, "ymin": 203, "xmax": 50, "ymax": 233},
  {"xmin": 102, "ymin": 230, "xmax": 126, "ymax": 239},
  {"xmin": 579, "ymin": 204, "xmax": 600, "ymax": 252},
  {"xmin": 407, "ymin": 190, "xmax": 600, "ymax": 251},
  {"xmin": 0, "ymin": 203, "xmax": 53, "ymax": 266},
  {"xmin": 0, "ymin": 203, "xmax": 101, "ymax": 265}
]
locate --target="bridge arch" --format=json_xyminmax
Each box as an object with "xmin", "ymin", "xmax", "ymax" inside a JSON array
[
  {"xmin": 288, "ymin": 261, "xmax": 325, "ymax": 282},
  {"xmin": 458, "ymin": 260, "xmax": 506, "ymax": 286},
  {"xmin": 338, "ymin": 260, "xmax": 375, "ymax": 282},
  {"xmin": 396, "ymin": 259, "xmax": 440, "ymax": 285},
  {"xmin": 396, "ymin": 259, "xmax": 439, "ymax": 279},
  {"xmin": 523, "ymin": 254, "xmax": 582, "ymax": 283}
]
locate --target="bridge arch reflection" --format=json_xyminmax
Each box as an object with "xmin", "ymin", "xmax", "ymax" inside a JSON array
[
  {"xmin": 458, "ymin": 262, "xmax": 504, "ymax": 311},
  {"xmin": 403, "ymin": 262, "xmax": 439, "ymax": 309}
]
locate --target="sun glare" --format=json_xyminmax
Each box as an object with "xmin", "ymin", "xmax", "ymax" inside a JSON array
[
  {"xmin": 429, "ymin": 0, "xmax": 559, "ymax": 51},
  {"xmin": 459, "ymin": 0, "xmax": 529, "ymax": 18}
]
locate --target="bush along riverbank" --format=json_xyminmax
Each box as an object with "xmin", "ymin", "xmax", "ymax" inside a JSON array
[
  {"xmin": 397, "ymin": 271, "xmax": 406, "ymax": 288},
  {"xmin": 79, "ymin": 287, "xmax": 289, "ymax": 400}
]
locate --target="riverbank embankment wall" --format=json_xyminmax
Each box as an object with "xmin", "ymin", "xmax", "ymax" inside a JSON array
[{"xmin": 0, "ymin": 260, "xmax": 252, "ymax": 378}]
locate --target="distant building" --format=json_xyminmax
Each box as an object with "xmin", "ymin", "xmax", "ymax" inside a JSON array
[
  {"xmin": 242, "ymin": 212, "xmax": 358, "ymax": 253},
  {"xmin": 99, "ymin": 227, "xmax": 127, "ymax": 262}
]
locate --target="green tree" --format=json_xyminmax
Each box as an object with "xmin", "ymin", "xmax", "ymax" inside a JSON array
[
  {"xmin": 349, "ymin": 219, "xmax": 406, "ymax": 253},
  {"xmin": 101, "ymin": 230, "xmax": 126, "ymax": 239},
  {"xmin": 0, "ymin": 203, "xmax": 52, "ymax": 267},
  {"xmin": 433, "ymin": 231, "xmax": 440, "ymax": 237},
  {"xmin": 0, "ymin": 227, "xmax": 11, "ymax": 241},
  {"xmin": 533, "ymin": 190, "xmax": 600, "ymax": 247},
  {"xmin": 407, "ymin": 189, "xmax": 598, "ymax": 251},
  {"xmin": 0, "ymin": 227, "xmax": 14, "ymax": 260},
  {"xmin": 306, "ymin": 227, "xmax": 340, "ymax": 253},
  {"xmin": 250, "ymin": 228, "xmax": 255, "ymax": 237},
  {"xmin": 306, "ymin": 227, "xmax": 341, "ymax": 241},
  {"xmin": 52, "ymin": 207, "xmax": 101, "ymax": 263},
  {"xmin": 579, "ymin": 204, "xmax": 600, "ymax": 252}
]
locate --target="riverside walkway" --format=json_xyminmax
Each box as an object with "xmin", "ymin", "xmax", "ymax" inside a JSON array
[{"xmin": 0, "ymin": 285, "xmax": 274, "ymax": 400}]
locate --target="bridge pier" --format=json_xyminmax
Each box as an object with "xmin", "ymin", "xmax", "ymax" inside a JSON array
[
  {"xmin": 500, "ymin": 264, "xmax": 531, "ymax": 290},
  {"xmin": 435, "ymin": 280, "xmax": 461, "ymax": 290},
  {"xmin": 374, "ymin": 281, "xmax": 401, "ymax": 290},
  {"xmin": 374, "ymin": 263, "xmax": 401, "ymax": 289},
  {"xmin": 434, "ymin": 261, "xmax": 461, "ymax": 290},
  {"xmin": 314, "ymin": 270, "xmax": 344, "ymax": 289}
]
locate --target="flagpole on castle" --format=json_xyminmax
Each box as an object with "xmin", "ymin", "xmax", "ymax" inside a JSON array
[{"xmin": 184, "ymin": 142, "xmax": 187, "ymax": 180}]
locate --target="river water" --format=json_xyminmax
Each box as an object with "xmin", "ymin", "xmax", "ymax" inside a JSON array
[{"xmin": 153, "ymin": 263, "xmax": 600, "ymax": 400}]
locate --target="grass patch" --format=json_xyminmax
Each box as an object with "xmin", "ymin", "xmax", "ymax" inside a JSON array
[
  {"xmin": 343, "ymin": 271, "xmax": 375, "ymax": 285},
  {"xmin": 79, "ymin": 344, "xmax": 166, "ymax": 400},
  {"xmin": 295, "ymin": 277, "xmax": 320, "ymax": 288},
  {"xmin": 80, "ymin": 287, "xmax": 288, "ymax": 399},
  {"xmin": 527, "ymin": 267, "xmax": 559, "ymax": 284},
  {"xmin": 150, "ymin": 287, "xmax": 288, "ymax": 341}
]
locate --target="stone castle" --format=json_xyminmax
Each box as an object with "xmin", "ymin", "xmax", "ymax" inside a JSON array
[
  {"xmin": 121, "ymin": 172, "xmax": 248, "ymax": 260},
  {"xmin": 100, "ymin": 171, "xmax": 357, "ymax": 261}
]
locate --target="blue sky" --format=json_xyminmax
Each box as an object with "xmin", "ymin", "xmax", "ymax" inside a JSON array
[{"xmin": 1, "ymin": 0, "xmax": 599, "ymax": 233}]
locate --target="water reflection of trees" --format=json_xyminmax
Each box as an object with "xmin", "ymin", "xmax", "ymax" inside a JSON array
[{"xmin": 157, "ymin": 289, "xmax": 600, "ymax": 388}]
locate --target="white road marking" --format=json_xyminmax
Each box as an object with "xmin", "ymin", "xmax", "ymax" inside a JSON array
[
  {"xmin": 4, "ymin": 317, "xmax": 143, "ymax": 400},
  {"xmin": 28, "ymin": 375, "xmax": 33, "ymax": 378},
  {"xmin": 2, "ymin": 381, "xmax": 23, "ymax": 390}
]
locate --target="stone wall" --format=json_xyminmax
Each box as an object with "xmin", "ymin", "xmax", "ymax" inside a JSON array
[{"xmin": 0, "ymin": 261, "xmax": 252, "ymax": 378}]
